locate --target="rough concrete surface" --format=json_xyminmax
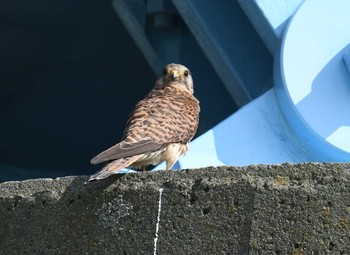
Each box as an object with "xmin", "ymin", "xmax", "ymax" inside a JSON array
[{"xmin": 1, "ymin": 163, "xmax": 350, "ymax": 254}]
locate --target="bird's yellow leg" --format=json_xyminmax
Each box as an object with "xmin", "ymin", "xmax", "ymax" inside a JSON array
[{"xmin": 141, "ymin": 165, "xmax": 147, "ymax": 172}]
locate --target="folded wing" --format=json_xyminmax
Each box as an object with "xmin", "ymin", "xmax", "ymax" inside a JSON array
[{"xmin": 90, "ymin": 140, "xmax": 162, "ymax": 164}]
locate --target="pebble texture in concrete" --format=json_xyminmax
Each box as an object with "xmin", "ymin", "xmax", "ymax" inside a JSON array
[{"xmin": 1, "ymin": 163, "xmax": 350, "ymax": 254}]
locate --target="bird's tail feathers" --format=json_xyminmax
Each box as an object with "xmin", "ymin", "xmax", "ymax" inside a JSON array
[{"xmin": 89, "ymin": 155, "xmax": 142, "ymax": 181}]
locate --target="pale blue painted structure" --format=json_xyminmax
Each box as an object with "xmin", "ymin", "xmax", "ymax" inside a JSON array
[
  {"xmin": 115, "ymin": 0, "xmax": 350, "ymax": 173},
  {"xmin": 177, "ymin": 0, "xmax": 350, "ymax": 170},
  {"xmin": 275, "ymin": 0, "xmax": 350, "ymax": 162}
]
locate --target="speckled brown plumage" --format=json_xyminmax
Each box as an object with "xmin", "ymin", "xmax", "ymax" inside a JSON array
[{"xmin": 89, "ymin": 63, "xmax": 200, "ymax": 181}]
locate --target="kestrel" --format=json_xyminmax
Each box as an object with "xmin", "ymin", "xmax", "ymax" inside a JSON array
[{"xmin": 89, "ymin": 63, "xmax": 200, "ymax": 181}]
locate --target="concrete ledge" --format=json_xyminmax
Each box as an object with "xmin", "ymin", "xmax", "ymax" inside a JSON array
[{"xmin": 1, "ymin": 163, "xmax": 350, "ymax": 254}]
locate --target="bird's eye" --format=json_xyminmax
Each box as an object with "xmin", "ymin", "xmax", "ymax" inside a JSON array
[
  {"xmin": 162, "ymin": 68, "xmax": 167, "ymax": 75},
  {"xmin": 184, "ymin": 70, "xmax": 189, "ymax": 77}
]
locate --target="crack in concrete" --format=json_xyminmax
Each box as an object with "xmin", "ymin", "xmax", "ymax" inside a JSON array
[{"xmin": 153, "ymin": 187, "xmax": 164, "ymax": 255}]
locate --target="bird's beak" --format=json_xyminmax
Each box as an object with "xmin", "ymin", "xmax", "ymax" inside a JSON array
[{"xmin": 171, "ymin": 70, "xmax": 179, "ymax": 80}]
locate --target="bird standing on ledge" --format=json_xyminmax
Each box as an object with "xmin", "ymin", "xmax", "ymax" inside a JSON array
[{"xmin": 89, "ymin": 63, "xmax": 200, "ymax": 181}]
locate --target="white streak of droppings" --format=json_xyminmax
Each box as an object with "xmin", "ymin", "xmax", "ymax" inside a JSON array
[{"xmin": 153, "ymin": 188, "xmax": 164, "ymax": 255}]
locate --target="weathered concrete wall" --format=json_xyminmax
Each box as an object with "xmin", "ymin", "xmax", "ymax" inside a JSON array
[{"xmin": 1, "ymin": 163, "xmax": 350, "ymax": 254}]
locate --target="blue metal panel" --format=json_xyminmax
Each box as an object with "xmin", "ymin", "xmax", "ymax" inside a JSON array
[
  {"xmin": 275, "ymin": 0, "xmax": 350, "ymax": 161},
  {"xmin": 112, "ymin": 0, "xmax": 273, "ymax": 107},
  {"xmin": 237, "ymin": 0, "xmax": 304, "ymax": 54}
]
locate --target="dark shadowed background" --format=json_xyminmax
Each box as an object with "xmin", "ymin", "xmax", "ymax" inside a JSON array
[
  {"xmin": 0, "ymin": 0, "xmax": 238, "ymax": 181},
  {"xmin": 0, "ymin": 0, "xmax": 157, "ymax": 181}
]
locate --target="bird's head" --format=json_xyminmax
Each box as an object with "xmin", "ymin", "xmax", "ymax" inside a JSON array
[{"xmin": 156, "ymin": 63, "xmax": 194, "ymax": 94}]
